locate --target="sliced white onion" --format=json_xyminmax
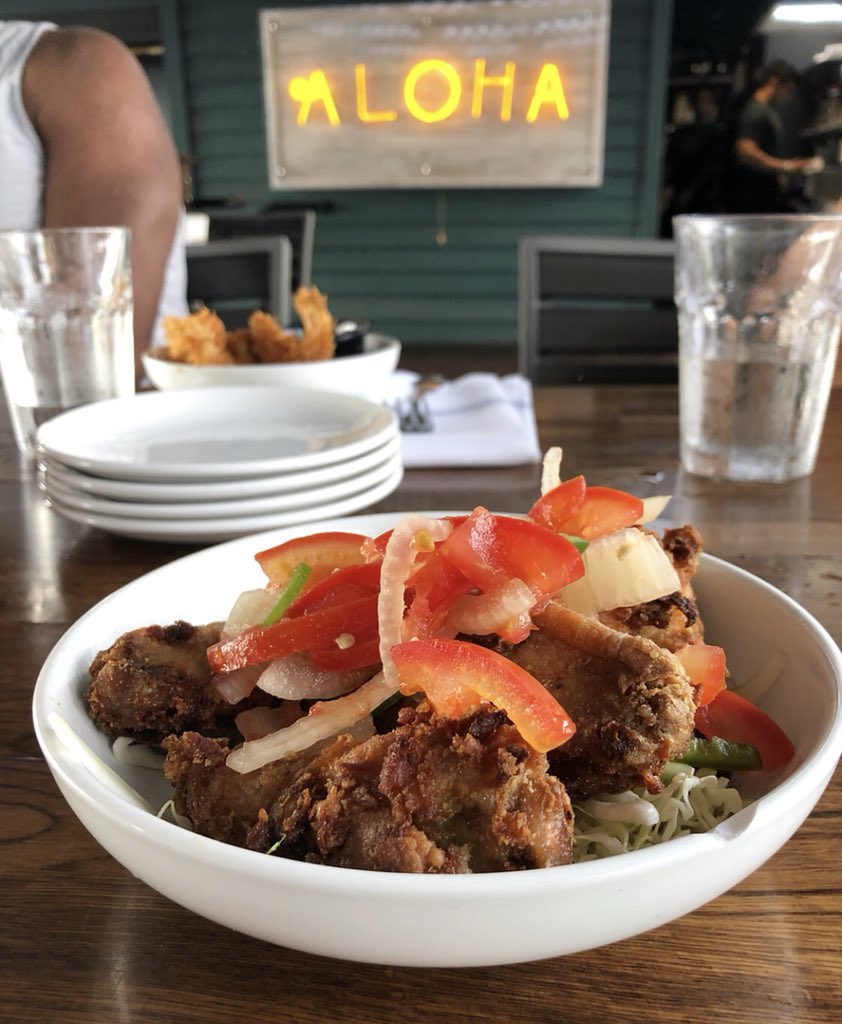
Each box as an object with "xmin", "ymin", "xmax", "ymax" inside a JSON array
[
  {"xmin": 377, "ymin": 514, "xmax": 454, "ymax": 689},
  {"xmin": 541, "ymin": 446, "xmax": 563, "ymax": 495},
  {"xmin": 235, "ymin": 704, "xmax": 301, "ymax": 741},
  {"xmin": 445, "ymin": 577, "xmax": 535, "ymax": 641},
  {"xmin": 558, "ymin": 527, "xmax": 681, "ymax": 616},
  {"xmin": 112, "ymin": 736, "xmax": 164, "ymax": 770},
  {"xmin": 635, "ymin": 495, "xmax": 672, "ymax": 525},
  {"xmin": 226, "ymin": 671, "xmax": 394, "ymax": 774},
  {"xmin": 221, "ymin": 586, "xmax": 280, "ymax": 642},
  {"xmin": 211, "ymin": 664, "xmax": 264, "ymax": 704},
  {"xmin": 257, "ymin": 653, "xmax": 371, "ymax": 701}
]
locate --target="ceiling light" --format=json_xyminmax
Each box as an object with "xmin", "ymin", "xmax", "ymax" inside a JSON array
[{"xmin": 769, "ymin": 3, "xmax": 842, "ymax": 24}]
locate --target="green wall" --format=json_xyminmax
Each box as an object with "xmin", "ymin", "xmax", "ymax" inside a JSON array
[{"xmin": 1, "ymin": 0, "xmax": 674, "ymax": 345}]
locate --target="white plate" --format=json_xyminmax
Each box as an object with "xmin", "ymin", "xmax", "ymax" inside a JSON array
[
  {"xmin": 44, "ymin": 465, "xmax": 404, "ymax": 542},
  {"xmin": 32, "ymin": 511, "xmax": 842, "ymax": 966},
  {"xmin": 142, "ymin": 334, "xmax": 401, "ymax": 403},
  {"xmin": 38, "ymin": 433, "xmax": 401, "ymax": 503},
  {"xmin": 41, "ymin": 449, "xmax": 403, "ymax": 520},
  {"xmin": 36, "ymin": 387, "xmax": 397, "ymax": 481}
]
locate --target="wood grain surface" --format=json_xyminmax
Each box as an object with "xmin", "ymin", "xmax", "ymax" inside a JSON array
[{"xmin": 2, "ymin": 358, "xmax": 840, "ymax": 1024}]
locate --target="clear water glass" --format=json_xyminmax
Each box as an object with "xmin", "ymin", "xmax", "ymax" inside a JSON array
[{"xmin": 674, "ymin": 214, "xmax": 842, "ymax": 482}]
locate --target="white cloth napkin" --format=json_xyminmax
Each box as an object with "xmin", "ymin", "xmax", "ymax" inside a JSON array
[{"xmin": 387, "ymin": 370, "xmax": 542, "ymax": 468}]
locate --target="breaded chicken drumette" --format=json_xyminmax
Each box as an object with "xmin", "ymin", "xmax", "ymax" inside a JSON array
[
  {"xmin": 87, "ymin": 620, "xmax": 269, "ymax": 744},
  {"xmin": 485, "ymin": 604, "xmax": 696, "ymax": 800},
  {"xmin": 164, "ymin": 703, "xmax": 574, "ymax": 874}
]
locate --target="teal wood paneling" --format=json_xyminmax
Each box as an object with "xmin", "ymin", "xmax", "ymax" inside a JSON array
[
  {"xmin": 177, "ymin": 0, "xmax": 673, "ymax": 344},
  {"xmin": 0, "ymin": 0, "xmax": 673, "ymax": 345}
]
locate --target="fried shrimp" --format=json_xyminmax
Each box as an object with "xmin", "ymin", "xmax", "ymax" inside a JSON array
[
  {"xmin": 158, "ymin": 286, "xmax": 336, "ymax": 366},
  {"xmin": 292, "ymin": 285, "xmax": 335, "ymax": 361},
  {"xmin": 162, "ymin": 307, "xmax": 233, "ymax": 365},
  {"xmin": 246, "ymin": 310, "xmax": 301, "ymax": 363}
]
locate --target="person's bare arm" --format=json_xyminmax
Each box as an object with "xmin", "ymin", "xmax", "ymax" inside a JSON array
[
  {"xmin": 735, "ymin": 137, "xmax": 812, "ymax": 175},
  {"xmin": 22, "ymin": 26, "xmax": 183, "ymax": 374}
]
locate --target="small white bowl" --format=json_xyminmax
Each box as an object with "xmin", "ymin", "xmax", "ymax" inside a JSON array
[
  {"xmin": 32, "ymin": 511, "xmax": 842, "ymax": 967},
  {"xmin": 142, "ymin": 333, "xmax": 401, "ymax": 403}
]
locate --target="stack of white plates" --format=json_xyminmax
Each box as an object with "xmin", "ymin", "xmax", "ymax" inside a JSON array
[{"xmin": 36, "ymin": 387, "xmax": 403, "ymax": 543}]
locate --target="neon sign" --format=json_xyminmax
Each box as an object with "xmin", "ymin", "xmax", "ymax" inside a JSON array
[
  {"xmin": 289, "ymin": 60, "xmax": 570, "ymax": 126},
  {"xmin": 260, "ymin": 0, "xmax": 609, "ymax": 190}
]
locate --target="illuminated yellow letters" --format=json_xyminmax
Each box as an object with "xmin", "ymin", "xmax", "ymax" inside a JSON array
[
  {"xmin": 525, "ymin": 63, "xmax": 570, "ymax": 122},
  {"xmin": 404, "ymin": 59, "xmax": 462, "ymax": 123},
  {"xmin": 289, "ymin": 70, "xmax": 341, "ymax": 126},
  {"xmin": 471, "ymin": 59, "xmax": 516, "ymax": 122},
  {"xmin": 355, "ymin": 64, "xmax": 397, "ymax": 123}
]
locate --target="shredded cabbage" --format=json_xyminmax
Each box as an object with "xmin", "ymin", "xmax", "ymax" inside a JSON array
[{"xmin": 572, "ymin": 763, "xmax": 744, "ymax": 861}]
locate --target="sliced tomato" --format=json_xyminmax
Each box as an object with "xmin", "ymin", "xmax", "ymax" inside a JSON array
[
  {"xmin": 439, "ymin": 508, "xmax": 584, "ymax": 597},
  {"xmin": 208, "ymin": 593, "xmax": 379, "ymax": 673},
  {"xmin": 695, "ymin": 689, "xmax": 795, "ymax": 771},
  {"xmin": 675, "ymin": 643, "xmax": 727, "ymax": 707},
  {"xmin": 255, "ymin": 532, "xmax": 369, "ymax": 587},
  {"xmin": 309, "ymin": 636, "xmax": 382, "ymax": 671},
  {"xmin": 558, "ymin": 486, "xmax": 644, "ymax": 541},
  {"xmin": 390, "ymin": 638, "xmax": 576, "ymax": 753},
  {"xmin": 285, "ymin": 561, "xmax": 381, "ymax": 617},
  {"xmin": 403, "ymin": 547, "xmax": 475, "ymax": 640},
  {"xmin": 528, "ymin": 475, "xmax": 587, "ymax": 532}
]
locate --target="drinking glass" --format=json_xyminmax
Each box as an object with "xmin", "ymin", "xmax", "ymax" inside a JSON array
[
  {"xmin": 674, "ymin": 214, "xmax": 842, "ymax": 482},
  {"xmin": 0, "ymin": 226, "xmax": 135, "ymax": 458}
]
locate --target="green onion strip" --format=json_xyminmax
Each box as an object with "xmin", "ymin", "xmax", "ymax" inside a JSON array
[{"xmin": 261, "ymin": 563, "xmax": 312, "ymax": 627}]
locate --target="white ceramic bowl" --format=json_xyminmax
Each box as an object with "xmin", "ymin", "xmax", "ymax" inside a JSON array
[
  {"xmin": 32, "ymin": 512, "xmax": 842, "ymax": 967},
  {"xmin": 142, "ymin": 333, "xmax": 401, "ymax": 403}
]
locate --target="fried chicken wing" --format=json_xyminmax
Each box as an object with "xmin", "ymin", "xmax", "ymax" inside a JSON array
[
  {"xmin": 163, "ymin": 704, "xmax": 574, "ymax": 874},
  {"xmin": 163, "ymin": 731, "xmax": 309, "ymax": 846},
  {"xmin": 486, "ymin": 604, "xmax": 696, "ymax": 800},
  {"xmin": 87, "ymin": 620, "xmax": 267, "ymax": 744}
]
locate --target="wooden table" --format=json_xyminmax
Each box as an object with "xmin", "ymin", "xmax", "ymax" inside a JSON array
[{"xmin": 2, "ymin": 372, "xmax": 841, "ymax": 1024}]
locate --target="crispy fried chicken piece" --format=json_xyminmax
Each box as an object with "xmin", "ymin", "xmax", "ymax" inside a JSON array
[
  {"xmin": 485, "ymin": 604, "xmax": 696, "ymax": 800},
  {"xmin": 253, "ymin": 703, "xmax": 573, "ymax": 873},
  {"xmin": 163, "ymin": 704, "xmax": 574, "ymax": 873},
  {"xmin": 162, "ymin": 307, "xmax": 233, "ymax": 365},
  {"xmin": 163, "ymin": 731, "xmax": 309, "ymax": 846},
  {"xmin": 87, "ymin": 620, "xmax": 267, "ymax": 744},
  {"xmin": 600, "ymin": 525, "xmax": 705, "ymax": 652}
]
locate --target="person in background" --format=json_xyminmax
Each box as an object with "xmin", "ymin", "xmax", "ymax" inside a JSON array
[
  {"xmin": 661, "ymin": 86, "xmax": 729, "ymax": 234},
  {"xmin": 0, "ymin": 20, "xmax": 188, "ymax": 379},
  {"xmin": 725, "ymin": 59, "xmax": 816, "ymax": 214}
]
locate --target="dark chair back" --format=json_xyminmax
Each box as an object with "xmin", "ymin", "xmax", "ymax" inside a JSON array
[
  {"xmin": 186, "ymin": 236, "xmax": 292, "ymax": 328},
  {"xmin": 518, "ymin": 236, "xmax": 677, "ymax": 384},
  {"xmin": 208, "ymin": 209, "xmax": 316, "ymax": 292}
]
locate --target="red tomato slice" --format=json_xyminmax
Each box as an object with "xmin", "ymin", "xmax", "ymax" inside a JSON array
[
  {"xmin": 309, "ymin": 636, "xmax": 382, "ymax": 671},
  {"xmin": 255, "ymin": 532, "xmax": 369, "ymax": 587},
  {"xmin": 403, "ymin": 548, "xmax": 475, "ymax": 640},
  {"xmin": 285, "ymin": 561, "xmax": 381, "ymax": 617},
  {"xmin": 675, "ymin": 643, "xmax": 727, "ymax": 708},
  {"xmin": 695, "ymin": 689, "xmax": 795, "ymax": 771},
  {"xmin": 528, "ymin": 475, "xmax": 587, "ymax": 531},
  {"xmin": 439, "ymin": 508, "xmax": 584, "ymax": 597},
  {"xmin": 390, "ymin": 638, "xmax": 576, "ymax": 753},
  {"xmin": 208, "ymin": 593, "xmax": 379, "ymax": 673},
  {"xmin": 557, "ymin": 486, "xmax": 644, "ymax": 541}
]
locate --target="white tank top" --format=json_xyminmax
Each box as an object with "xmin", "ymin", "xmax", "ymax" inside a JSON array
[{"xmin": 0, "ymin": 20, "xmax": 188, "ymax": 343}]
